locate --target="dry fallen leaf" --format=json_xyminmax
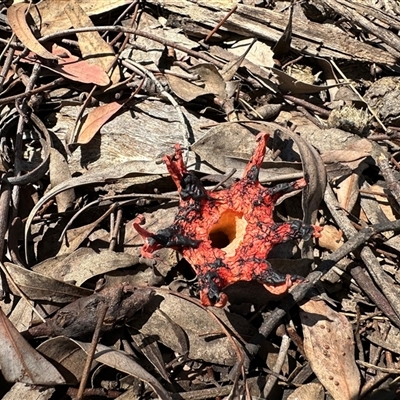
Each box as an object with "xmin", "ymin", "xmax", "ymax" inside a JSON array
[
  {"xmin": 271, "ymin": 67, "xmax": 344, "ymax": 94},
  {"xmin": 4, "ymin": 262, "xmax": 92, "ymax": 302},
  {"xmin": 317, "ymin": 224, "xmax": 343, "ymax": 251},
  {"xmin": 191, "ymin": 124, "xmax": 257, "ymax": 172},
  {"xmin": 57, "ymin": 209, "xmax": 118, "ymax": 256},
  {"xmin": 76, "ymin": 101, "xmax": 125, "ymax": 144},
  {"xmin": 64, "ymin": 0, "xmax": 120, "ymax": 84},
  {"xmin": 0, "ymin": 307, "xmax": 66, "ymax": 385},
  {"xmin": 51, "ymin": 43, "xmax": 111, "ymax": 85},
  {"xmin": 29, "ymin": 0, "xmax": 133, "ymax": 36},
  {"xmin": 321, "ymin": 138, "xmax": 373, "ymax": 171},
  {"xmin": 167, "ymin": 73, "xmax": 213, "ymax": 102},
  {"xmin": 24, "ymin": 159, "xmax": 168, "ymax": 262},
  {"xmin": 72, "ymin": 340, "xmax": 171, "ymax": 400},
  {"xmin": 7, "ymin": 3, "xmax": 58, "ymax": 60},
  {"xmin": 130, "ymin": 330, "xmax": 171, "ymax": 383},
  {"xmin": 299, "ymin": 299, "xmax": 360, "ymax": 400},
  {"xmin": 220, "ymin": 39, "xmax": 256, "ymax": 82},
  {"xmin": 335, "ymin": 171, "xmax": 362, "ymax": 213},
  {"xmin": 37, "ymin": 336, "xmax": 95, "ymax": 384},
  {"xmin": 2, "ymin": 383, "xmax": 55, "ymax": 400},
  {"xmin": 229, "ymin": 38, "xmax": 275, "ymax": 69},
  {"xmin": 287, "ymin": 382, "xmax": 325, "ymax": 400},
  {"xmin": 49, "ymin": 147, "xmax": 75, "ymax": 213},
  {"xmin": 370, "ymin": 183, "xmax": 397, "ymax": 222},
  {"xmin": 2, "ymin": 0, "xmax": 400, "ymax": 397},
  {"xmin": 167, "ymin": 63, "xmax": 228, "ymax": 103},
  {"xmin": 189, "ymin": 63, "xmax": 227, "ymax": 98},
  {"xmin": 132, "ymin": 292, "xmax": 256, "ymax": 365},
  {"xmin": 33, "ymin": 248, "xmax": 139, "ymax": 287},
  {"xmin": 18, "ymin": 44, "xmax": 112, "ymax": 85},
  {"xmin": 7, "ymin": 298, "xmax": 35, "ymax": 333}
]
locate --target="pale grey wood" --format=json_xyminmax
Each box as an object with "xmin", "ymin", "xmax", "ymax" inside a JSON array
[{"xmin": 150, "ymin": 0, "xmax": 397, "ymax": 65}]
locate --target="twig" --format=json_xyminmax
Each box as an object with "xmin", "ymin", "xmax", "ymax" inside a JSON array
[
  {"xmin": 170, "ymin": 386, "xmax": 234, "ymax": 400},
  {"xmin": 11, "ymin": 63, "xmax": 42, "ymax": 220},
  {"xmin": 109, "ymin": 207, "xmax": 123, "ymax": 251},
  {"xmin": 0, "ymin": 174, "xmax": 11, "ymax": 299},
  {"xmin": 262, "ymin": 332, "xmax": 291, "ymax": 397},
  {"xmin": 211, "ymin": 169, "xmax": 237, "ymax": 192},
  {"xmin": 0, "ymin": 174, "xmax": 11, "ymax": 263},
  {"xmin": 377, "ymin": 155, "xmax": 400, "ymax": 208},
  {"xmin": 283, "ymin": 94, "xmax": 330, "ymax": 118},
  {"xmin": 77, "ymin": 303, "xmax": 108, "ymax": 400},
  {"xmin": 205, "ymin": 5, "xmax": 238, "ymax": 42},
  {"xmin": 357, "ymin": 360, "xmax": 400, "ymax": 374},
  {"xmin": 324, "ymin": 184, "xmax": 400, "ymax": 325},
  {"xmin": 0, "ymin": 77, "xmax": 64, "ymax": 105},
  {"xmin": 323, "ymin": 0, "xmax": 400, "ymax": 55},
  {"xmin": 297, "ymin": 106, "xmax": 325, "ymax": 129},
  {"xmin": 0, "ymin": 45, "xmax": 15, "ymax": 92},
  {"xmin": 39, "ymin": 26, "xmax": 226, "ymax": 68}
]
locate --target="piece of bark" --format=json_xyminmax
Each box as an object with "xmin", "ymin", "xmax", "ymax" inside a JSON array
[
  {"xmin": 321, "ymin": 0, "xmax": 400, "ymax": 56},
  {"xmin": 28, "ymin": 284, "xmax": 154, "ymax": 339},
  {"xmin": 154, "ymin": 0, "xmax": 397, "ymax": 65}
]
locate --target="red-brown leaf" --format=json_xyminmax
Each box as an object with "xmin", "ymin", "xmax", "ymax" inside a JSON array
[{"xmin": 76, "ymin": 102, "xmax": 124, "ymax": 144}]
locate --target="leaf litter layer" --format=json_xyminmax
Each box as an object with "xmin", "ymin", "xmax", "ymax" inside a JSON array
[{"xmin": 1, "ymin": 0, "xmax": 400, "ymax": 399}]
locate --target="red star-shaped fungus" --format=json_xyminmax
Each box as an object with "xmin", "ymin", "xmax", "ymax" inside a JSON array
[{"xmin": 134, "ymin": 132, "xmax": 322, "ymax": 307}]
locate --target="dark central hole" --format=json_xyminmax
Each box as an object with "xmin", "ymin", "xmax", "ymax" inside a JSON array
[{"xmin": 209, "ymin": 230, "xmax": 230, "ymax": 249}]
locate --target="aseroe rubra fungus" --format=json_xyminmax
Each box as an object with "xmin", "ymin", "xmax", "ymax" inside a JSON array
[{"xmin": 134, "ymin": 132, "xmax": 322, "ymax": 307}]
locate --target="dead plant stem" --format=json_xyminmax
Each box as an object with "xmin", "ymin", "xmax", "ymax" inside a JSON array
[
  {"xmin": 205, "ymin": 4, "xmax": 238, "ymax": 42},
  {"xmin": 77, "ymin": 303, "xmax": 108, "ymax": 400}
]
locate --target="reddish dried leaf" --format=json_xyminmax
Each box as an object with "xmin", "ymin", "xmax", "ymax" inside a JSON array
[
  {"xmin": 52, "ymin": 44, "xmax": 111, "ymax": 86},
  {"xmin": 0, "ymin": 308, "xmax": 65, "ymax": 385},
  {"xmin": 300, "ymin": 299, "xmax": 360, "ymax": 400},
  {"xmin": 64, "ymin": 0, "xmax": 120, "ymax": 84},
  {"xmin": 76, "ymin": 102, "xmax": 124, "ymax": 144},
  {"xmin": 7, "ymin": 3, "xmax": 58, "ymax": 60},
  {"xmin": 18, "ymin": 44, "xmax": 111, "ymax": 86}
]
